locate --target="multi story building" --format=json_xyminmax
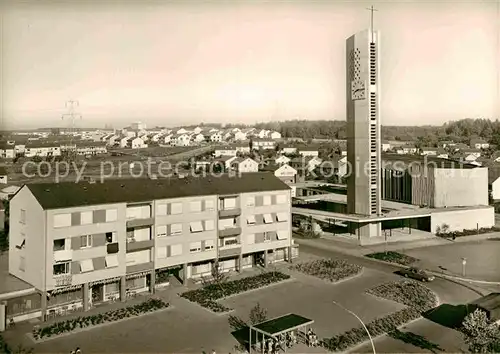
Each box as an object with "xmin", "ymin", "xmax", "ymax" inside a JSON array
[
  {"xmin": 8, "ymin": 173, "xmax": 297, "ymax": 321},
  {"xmin": 346, "ymin": 28, "xmax": 382, "ymax": 238}
]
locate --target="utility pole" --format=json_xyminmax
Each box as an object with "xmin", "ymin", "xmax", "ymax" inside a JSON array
[
  {"xmin": 366, "ymin": 5, "xmax": 378, "ymax": 43},
  {"xmin": 61, "ymin": 100, "xmax": 82, "ymax": 161}
]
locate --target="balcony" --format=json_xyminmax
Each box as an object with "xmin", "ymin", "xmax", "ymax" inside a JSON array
[
  {"xmin": 126, "ymin": 217, "xmax": 154, "ymax": 228},
  {"xmin": 219, "ymin": 208, "xmax": 241, "ymax": 218},
  {"xmin": 218, "ymin": 227, "xmax": 242, "ymax": 238},
  {"xmin": 53, "ymin": 249, "xmax": 72, "ymax": 262},
  {"xmin": 126, "ymin": 262, "xmax": 154, "ymax": 274},
  {"xmin": 126, "ymin": 239, "xmax": 154, "ymax": 252},
  {"xmin": 218, "ymin": 245, "xmax": 241, "ymax": 258}
]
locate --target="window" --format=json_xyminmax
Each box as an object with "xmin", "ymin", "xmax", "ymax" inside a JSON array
[
  {"xmin": 106, "ymin": 232, "xmax": 116, "ymax": 243},
  {"xmin": 263, "ymin": 196, "xmax": 272, "ymax": 206},
  {"xmin": 190, "ymin": 221, "xmax": 204, "ymax": 233},
  {"xmin": 204, "ymin": 200, "xmax": 215, "ymax": 211},
  {"xmin": 246, "ymin": 196, "xmax": 255, "ymax": 207},
  {"xmin": 53, "ymin": 239, "xmax": 65, "ymax": 251},
  {"xmin": 157, "ymin": 225, "xmax": 167, "ymax": 237},
  {"xmin": 169, "ymin": 223, "xmax": 182, "ymax": 236},
  {"xmin": 247, "ymin": 215, "xmax": 256, "ymax": 225},
  {"xmin": 204, "ymin": 240, "xmax": 215, "ymax": 250},
  {"xmin": 170, "ymin": 202, "xmax": 183, "ymax": 215},
  {"xmin": 106, "ymin": 209, "xmax": 117, "ymax": 222},
  {"xmin": 79, "ymin": 259, "xmax": 94, "ymax": 273},
  {"xmin": 53, "ymin": 214, "xmax": 71, "ymax": 228},
  {"xmin": 19, "ymin": 256, "xmax": 25, "ymax": 271},
  {"xmin": 219, "ymin": 218, "xmax": 235, "ymax": 229},
  {"xmin": 190, "ymin": 200, "xmax": 202, "ymax": 213},
  {"xmin": 81, "ymin": 211, "xmax": 93, "ymax": 225},
  {"xmin": 263, "ymin": 214, "xmax": 273, "ymax": 224},
  {"xmin": 170, "ymin": 244, "xmax": 182, "ymax": 256},
  {"xmin": 247, "ymin": 234, "xmax": 255, "ymax": 244},
  {"xmin": 157, "ymin": 204, "xmax": 167, "ymax": 216},
  {"xmin": 157, "ymin": 246, "xmax": 167, "ymax": 259},
  {"xmin": 277, "ymin": 230, "xmax": 288, "ymax": 240},
  {"xmin": 204, "ymin": 219, "xmax": 215, "ymax": 231},
  {"xmin": 276, "ymin": 212, "xmax": 288, "ymax": 222},
  {"xmin": 20, "ymin": 209, "xmax": 26, "ymax": 224},
  {"xmin": 189, "ymin": 241, "xmax": 202, "ymax": 253},
  {"xmin": 223, "ymin": 237, "xmax": 239, "ymax": 246},
  {"xmin": 105, "ymin": 255, "xmax": 119, "ymax": 268},
  {"xmin": 264, "ymin": 232, "xmax": 272, "ymax": 242},
  {"xmin": 276, "ymin": 194, "xmax": 287, "ymax": 204},
  {"xmin": 80, "ymin": 235, "xmax": 93, "ymax": 248},
  {"xmin": 53, "ymin": 262, "xmax": 70, "ymax": 275},
  {"xmin": 223, "ymin": 197, "xmax": 236, "ymax": 210}
]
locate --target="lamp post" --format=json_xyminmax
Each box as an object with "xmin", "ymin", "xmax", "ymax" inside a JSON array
[
  {"xmin": 462, "ymin": 257, "xmax": 467, "ymax": 277},
  {"xmin": 332, "ymin": 301, "xmax": 376, "ymax": 354}
]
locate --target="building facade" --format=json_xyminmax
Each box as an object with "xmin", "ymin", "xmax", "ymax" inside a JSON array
[
  {"xmin": 346, "ymin": 29, "xmax": 382, "ymax": 238},
  {"xmin": 8, "ymin": 173, "xmax": 297, "ymax": 321}
]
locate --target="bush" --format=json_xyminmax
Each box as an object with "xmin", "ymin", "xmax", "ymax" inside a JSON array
[
  {"xmin": 322, "ymin": 280, "xmax": 438, "ymax": 352},
  {"xmin": 32, "ymin": 298, "xmax": 169, "ymax": 340},
  {"xmin": 291, "ymin": 259, "xmax": 362, "ymax": 282},
  {"xmin": 365, "ymin": 251, "xmax": 418, "ymax": 266},
  {"xmin": 436, "ymin": 226, "xmax": 500, "ymax": 238},
  {"xmin": 181, "ymin": 271, "xmax": 290, "ymax": 313}
]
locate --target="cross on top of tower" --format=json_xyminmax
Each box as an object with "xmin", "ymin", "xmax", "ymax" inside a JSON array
[{"xmin": 366, "ymin": 5, "xmax": 378, "ymax": 43}]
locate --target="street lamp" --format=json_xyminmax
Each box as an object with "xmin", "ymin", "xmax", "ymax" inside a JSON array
[
  {"xmin": 332, "ymin": 300, "xmax": 376, "ymax": 354},
  {"xmin": 461, "ymin": 257, "xmax": 467, "ymax": 277}
]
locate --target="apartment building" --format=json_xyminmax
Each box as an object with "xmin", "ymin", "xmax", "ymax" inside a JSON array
[{"xmin": 8, "ymin": 173, "xmax": 297, "ymax": 321}]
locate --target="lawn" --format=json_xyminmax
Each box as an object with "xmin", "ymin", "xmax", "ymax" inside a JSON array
[
  {"xmin": 291, "ymin": 258, "xmax": 363, "ymax": 282},
  {"xmin": 365, "ymin": 251, "xmax": 419, "ymax": 266}
]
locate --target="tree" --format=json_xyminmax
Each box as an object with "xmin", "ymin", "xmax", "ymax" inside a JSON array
[
  {"xmin": 201, "ymin": 260, "xmax": 228, "ymax": 295},
  {"xmin": 249, "ymin": 303, "xmax": 268, "ymax": 325},
  {"xmin": 461, "ymin": 308, "xmax": 500, "ymax": 353},
  {"xmin": 249, "ymin": 139, "xmax": 253, "ymax": 151}
]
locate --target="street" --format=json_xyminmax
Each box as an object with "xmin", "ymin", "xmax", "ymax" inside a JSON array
[{"xmin": 298, "ymin": 242, "xmax": 481, "ymax": 353}]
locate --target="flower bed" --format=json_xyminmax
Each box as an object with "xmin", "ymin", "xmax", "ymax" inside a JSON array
[
  {"xmin": 321, "ymin": 280, "xmax": 438, "ymax": 352},
  {"xmin": 365, "ymin": 251, "xmax": 418, "ymax": 266},
  {"xmin": 32, "ymin": 298, "xmax": 169, "ymax": 340},
  {"xmin": 437, "ymin": 226, "xmax": 500, "ymax": 238},
  {"xmin": 291, "ymin": 259, "xmax": 362, "ymax": 282},
  {"xmin": 180, "ymin": 271, "xmax": 290, "ymax": 313},
  {"xmin": 366, "ymin": 280, "xmax": 438, "ymax": 312}
]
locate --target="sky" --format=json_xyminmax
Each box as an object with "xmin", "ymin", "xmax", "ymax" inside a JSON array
[{"xmin": 0, "ymin": 0, "xmax": 499, "ymax": 129}]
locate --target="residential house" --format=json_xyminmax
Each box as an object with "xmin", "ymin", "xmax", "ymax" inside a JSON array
[
  {"xmin": 150, "ymin": 133, "xmax": 164, "ymax": 142},
  {"xmin": 401, "ymin": 144, "xmax": 418, "ymax": 154},
  {"xmin": 176, "ymin": 128, "xmax": 189, "ymax": 134},
  {"xmin": 209, "ymin": 132, "xmax": 223, "ymax": 143},
  {"xmin": 275, "ymin": 155, "xmax": 291, "ymax": 165},
  {"xmin": 234, "ymin": 131, "xmax": 247, "ymax": 141},
  {"xmin": 470, "ymin": 138, "xmax": 490, "ymax": 150},
  {"xmin": 233, "ymin": 144, "xmax": 251, "ymax": 155},
  {"xmin": 0, "ymin": 185, "xmax": 20, "ymax": 200},
  {"xmin": 171, "ymin": 134, "xmax": 191, "ymax": 147},
  {"xmin": 381, "ymin": 141, "xmax": 391, "ymax": 152},
  {"xmin": 193, "ymin": 127, "xmax": 203, "ymax": 134},
  {"xmin": 281, "ymin": 146, "xmax": 298, "ymax": 155},
  {"xmin": 119, "ymin": 137, "xmax": 130, "ymax": 148},
  {"xmin": 0, "ymin": 143, "xmax": 15, "ymax": 159},
  {"xmin": 129, "ymin": 137, "xmax": 147, "ymax": 149},
  {"xmin": 462, "ymin": 149, "xmax": 481, "ymax": 161},
  {"xmin": 230, "ymin": 158, "xmax": 259, "ymax": 173},
  {"xmin": 421, "ymin": 147, "xmax": 438, "ymax": 156},
  {"xmin": 270, "ymin": 131, "xmax": 282, "ymax": 140},
  {"xmin": 257, "ymin": 130, "xmax": 269, "ymax": 139},
  {"xmin": 221, "ymin": 130, "xmax": 233, "ymax": 141},
  {"xmin": 24, "ymin": 142, "xmax": 62, "ymax": 157},
  {"xmin": 260, "ymin": 164, "xmax": 298, "ymax": 187},
  {"xmin": 492, "ymin": 151, "xmax": 500, "ymax": 163},
  {"xmin": 298, "ymin": 148, "xmax": 319, "ymax": 158},
  {"xmin": 436, "ymin": 149, "xmax": 449, "ymax": 159},
  {"xmin": 252, "ymin": 138, "xmax": 275, "ymax": 150},
  {"xmin": 219, "ymin": 156, "xmax": 238, "ymax": 170},
  {"xmin": 161, "ymin": 134, "xmax": 173, "ymax": 145},
  {"xmin": 0, "ymin": 166, "xmax": 7, "ymax": 184},
  {"xmin": 191, "ymin": 134, "xmax": 205, "ymax": 144},
  {"xmin": 489, "ymin": 167, "xmax": 500, "ymax": 200},
  {"xmin": 214, "ymin": 147, "xmax": 237, "ymax": 158},
  {"xmin": 6, "ymin": 174, "xmax": 297, "ymax": 323},
  {"xmin": 289, "ymin": 157, "xmax": 322, "ymax": 173},
  {"xmin": 75, "ymin": 142, "xmax": 108, "ymax": 156}
]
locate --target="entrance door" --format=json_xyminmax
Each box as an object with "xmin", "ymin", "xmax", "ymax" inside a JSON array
[{"xmin": 91, "ymin": 284, "xmax": 104, "ymax": 303}]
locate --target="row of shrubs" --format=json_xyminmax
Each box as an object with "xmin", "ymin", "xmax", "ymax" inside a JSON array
[
  {"xmin": 365, "ymin": 251, "xmax": 418, "ymax": 266},
  {"xmin": 32, "ymin": 298, "xmax": 169, "ymax": 340},
  {"xmin": 291, "ymin": 259, "xmax": 362, "ymax": 283},
  {"xmin": 436, "ymin": 226, "xmax": 500, "ymax": 238},
  {"xmin": 181, "ymin": 271, "xmax": 290, "ymax": 313},
  {"xmin": 322, "ymin": 280, "xmax": 438, "ymax": 352}
]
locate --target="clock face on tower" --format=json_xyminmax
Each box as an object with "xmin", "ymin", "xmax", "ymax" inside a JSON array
[{"xmin": 351, "ymin": 80, "xmax": 366, "ymax": 100}]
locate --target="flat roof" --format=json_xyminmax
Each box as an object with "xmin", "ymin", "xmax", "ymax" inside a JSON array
[
  {"xmin": 0, "ymin": 254, "xmax": 35, "ymax": 296},
  {"xmin": 295, "ymin": 193, "xmax": 421, "ymax": 211},
  {"xmin": 252, "ymin": 313, "xmax": 314, "ymax": 336}
]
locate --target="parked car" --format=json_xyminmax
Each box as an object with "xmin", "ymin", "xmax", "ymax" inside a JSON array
[{"xmin": 400, "ymin": 267, "xmax": 435, "ymax": 282}]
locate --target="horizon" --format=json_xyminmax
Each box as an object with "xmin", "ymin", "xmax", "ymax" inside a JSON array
[{"xmin": 1, "ymin": 0, "xmax": 499, "ymax": 129}]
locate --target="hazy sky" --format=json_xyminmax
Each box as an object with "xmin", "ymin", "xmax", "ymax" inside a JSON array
[{"xmin": 1, "ymin": 0, "xmax": 499, "ymax": 129}]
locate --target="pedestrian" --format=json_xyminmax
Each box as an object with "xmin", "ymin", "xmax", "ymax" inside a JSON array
[{"xmin": 75, "ymin": 347, "xmax": 81, "ymax": 354}]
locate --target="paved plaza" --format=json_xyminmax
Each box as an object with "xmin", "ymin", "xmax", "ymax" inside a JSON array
[{"xmin": 3, "ymin": 256, "xmax": 405, "ymax": 353}]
